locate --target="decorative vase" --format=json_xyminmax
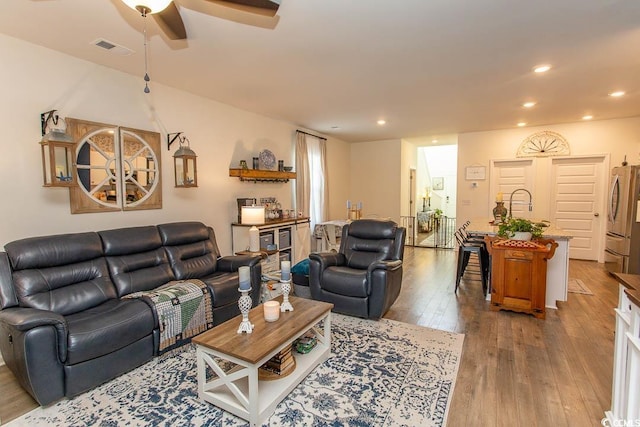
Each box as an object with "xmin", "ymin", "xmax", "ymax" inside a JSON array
[
  {"xmin": 493, "ymin": 202, "xmax": 507, "ymax": 223},
  {"xmin": 237, "ymin": 287, "xmax": 254, "ymax": 334}
]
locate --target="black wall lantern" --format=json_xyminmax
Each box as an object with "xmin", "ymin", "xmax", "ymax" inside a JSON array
[
  {"xmin": 40, "ymin": 110, "xmax": 76, "ymax": 187},
  {"xmin": 168, "ymin": 132, "xmax": 197, "ymax": 188}
]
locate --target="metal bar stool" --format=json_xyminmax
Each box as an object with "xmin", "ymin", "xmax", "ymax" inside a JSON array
[{"xmin": 454, "ymin": 229, "xmax": 489, "ymax": 295}]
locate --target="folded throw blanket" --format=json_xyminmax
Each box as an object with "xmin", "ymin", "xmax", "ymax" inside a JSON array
[{"xmin": 124, "ymin": 279, "xmax": 214, "ymax": 354}]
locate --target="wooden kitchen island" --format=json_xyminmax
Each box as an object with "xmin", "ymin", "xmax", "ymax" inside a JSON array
[{"xmin": 466, "ymin": 219, "xmax": 572, "ymax": 309}]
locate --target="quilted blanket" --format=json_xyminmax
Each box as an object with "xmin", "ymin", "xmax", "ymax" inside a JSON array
[{"xmin": 124, "ymin": 279, "xmax": 214, "ymax": 354}]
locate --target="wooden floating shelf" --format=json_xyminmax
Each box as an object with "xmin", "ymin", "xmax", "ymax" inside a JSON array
[{"xmin": 229, "ymin": 168, "xmax": 296, "ymax": 182}]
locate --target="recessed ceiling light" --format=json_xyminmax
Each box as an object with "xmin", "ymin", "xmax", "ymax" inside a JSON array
[
  {"xmin": 533, "ymin": 64, "xmax": 551, "ymax": 73},
  {"xmin": 609, "ymin": 91, "xmax": 625, "ymax": 97},
  {"xmin": 582, "ymin": 115, "xmax": 593, "ymax": 120},
  {"xmin": 522, "ymin": 101, "xmax": 536, "ymax": 108},
  {"xmin": 377, "ymin": 119, "xmax": 386, "ymax": 125},
  {"xmin": 431, "ymin": 139, "xmax": 438, "ymax": 144},
  {"xmin": 517, "ymin": 122, "xmax": 527, "ymax": 127}
]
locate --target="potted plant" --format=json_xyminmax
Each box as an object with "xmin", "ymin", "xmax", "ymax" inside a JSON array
[
  {"xmin": 432, "ymin": 208, "xmax": 443, "ymax": 230},
  {"xmin": 497, "ymin": 218, "xmax": 549, "ymax": 240}
]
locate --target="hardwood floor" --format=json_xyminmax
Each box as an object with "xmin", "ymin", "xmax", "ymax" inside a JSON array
[
  {"xmin": 385, "ymin": 247, "xmax": 617, "ymax": 427},
  {"xmin": 0, "ymin": 246, "xmax": 618, "ymax": 426}
]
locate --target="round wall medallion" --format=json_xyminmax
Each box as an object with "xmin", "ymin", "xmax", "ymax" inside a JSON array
[
  {"xmin": 259, "ymin": 149, "xmax": 276, "ymax": 170},
  {"xmin": 516, "ymin": 131, "xmax": 570, "ymax": 157}
]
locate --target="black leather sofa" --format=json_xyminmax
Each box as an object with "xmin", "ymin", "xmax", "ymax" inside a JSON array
[
  {"xmin": 309, "ymin": 219, "xmax": 405, "ymax": 319},
  {"xmin": 0, "ymin": 221, "xmax": 261, "ymax": 406}
]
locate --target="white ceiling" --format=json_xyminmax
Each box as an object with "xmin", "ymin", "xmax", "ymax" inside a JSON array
[{"xmin": 2, "ymin": 0, "xmax": 640, "ymax": 142}]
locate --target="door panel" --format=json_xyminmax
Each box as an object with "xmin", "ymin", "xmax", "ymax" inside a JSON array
[
  {"xmin": 550, "ymin": 157, "xmax": 605, "ymax": 261},
  {"xmin": 490, "ymin": 159, "xmax": 534, "ymax": 219}
]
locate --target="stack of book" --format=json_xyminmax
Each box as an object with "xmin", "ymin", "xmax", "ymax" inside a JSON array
[{"xmin": 259, "ymin": 346, "xmax": 296, "ymax": 379}]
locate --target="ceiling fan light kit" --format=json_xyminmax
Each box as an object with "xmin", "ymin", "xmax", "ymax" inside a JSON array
[
  {"xmin": 122, "ymin": 0, "xmax": 173, "ymax": 14},
  {"xmin": 120, "ymin": 0, "xmax": 282, "ymax": 92}
]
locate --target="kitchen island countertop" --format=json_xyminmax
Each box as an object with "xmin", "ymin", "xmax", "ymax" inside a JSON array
[{"xmin": 466, "ymin": 219, "xmax": 572, "ymax": 240}]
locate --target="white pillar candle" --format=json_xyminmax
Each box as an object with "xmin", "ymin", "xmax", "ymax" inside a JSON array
[
  {"xmin": 496, "ymin": 192, "xmax": 503, "ymax": 202},
  {"xmin": 238, "ymin": 266, "xmax": 251, "ymax": 290},
  {"xmin": 249, "ymin": 226, "xmax": 260, "ymax": 252},
  {"xmin": 281, "ymin": 260, "xmax": 291, "ymax": 281},
  {"xmin": 263, "ymin": 300, "xmax": 280, "ymax": 322}
]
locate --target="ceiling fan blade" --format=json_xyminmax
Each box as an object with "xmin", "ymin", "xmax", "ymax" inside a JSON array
[
  {"xmin": 205, "ymin": 0, "xmax": 280, "ymax": 17},
  {"xmin": 153, "ymin": 2, "xmax": 187, "ymax": 40}
]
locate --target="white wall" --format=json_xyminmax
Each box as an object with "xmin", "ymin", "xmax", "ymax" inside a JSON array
[
  {"xmin": 349, "ymin": 139, "xmax": 402, "ymax": 222},
  {"xmin": 0, "ymin": 34, "xmax": 350, "ymax": 254},
  {"xmin": 456, "ymin": 117, "xmax": 640, "ymax": 224}
]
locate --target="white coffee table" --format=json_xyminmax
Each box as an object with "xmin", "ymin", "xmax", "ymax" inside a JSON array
[{"xmin": 192, "ymin": 296, "xmax": 333, "ymax": 426}]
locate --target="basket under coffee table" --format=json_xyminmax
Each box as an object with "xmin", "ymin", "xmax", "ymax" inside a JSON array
[{"xmin": 192, "ymin": 296, "xmax": 334, "ymax": 426}]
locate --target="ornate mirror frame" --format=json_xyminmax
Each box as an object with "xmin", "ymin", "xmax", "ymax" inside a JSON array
[{"xmin": 66, "ymin": 118, "xmax": 162, "ymax": 214}]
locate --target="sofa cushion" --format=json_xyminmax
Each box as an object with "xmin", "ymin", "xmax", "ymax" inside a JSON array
[
  {"xmin": 158, "ymin": 222, "xmax": 219, "ymax": 279},
  {"xmin": 99, "ymin": 226, "xmax": 175, "ymax": 297},
  {"xmin": 5, "ymin": 233, "xmax": 116, "ymax": 315},
  {"xmin": 321, "ymin": 266, "xmax": 368, "ymax": 297},
  {"xmin": 65, "ymin": 298, "xmax": 155, "ymax": 365}
]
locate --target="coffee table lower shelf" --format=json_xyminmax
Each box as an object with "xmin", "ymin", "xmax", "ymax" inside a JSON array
[{"xmin": 195, "ymin": 309, "xmax": 331, "ymax": 426}]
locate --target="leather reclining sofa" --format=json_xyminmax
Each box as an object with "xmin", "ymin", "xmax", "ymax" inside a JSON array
[{"xmin": 0, "ymin": 221, "xmax": 261, "ymax": 406}]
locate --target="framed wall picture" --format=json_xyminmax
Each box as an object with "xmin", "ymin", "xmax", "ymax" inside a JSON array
[
  {"xmin": 465, "ymin": 166, "xmax": 486, "ymax": 180},
  {"xmin": 432, "ymin": 177, "xmax": 444, "ymax": 190}
]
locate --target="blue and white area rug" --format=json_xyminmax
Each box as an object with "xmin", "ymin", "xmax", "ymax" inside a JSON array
[{"xmin": 8, "ymin": 314, "xmax": 464, "ymax": 427}]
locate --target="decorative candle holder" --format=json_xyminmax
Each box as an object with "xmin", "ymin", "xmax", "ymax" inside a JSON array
[
  {"xmin": 237, "ymin": 287, "xmax": 254, "ymax": 334},
  {"xmin": 280, "ymin": 279, "xmax": 294, "ymax": 312},
  {"xmin": 493, "ymin": 201, "xmax": 507, "ymax": 223}
]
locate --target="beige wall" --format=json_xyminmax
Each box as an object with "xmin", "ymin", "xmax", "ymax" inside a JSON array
[
  {"xmin": 349, "ymin": 139, "xmax": 402, "ymax": 222},
  {"xmin": 324, "ymin": 136, "xmax": 351, "ymax": 221},
  {"xmin": 456, "ymin": 117, "xmax": 640, "ymax": 224},
  {"xmin": 400, "ymin": 139, "xmax": 418, "ymax": 217},
  {"xmin": 0, "ymin": 34, "xmax": 349, "ymax": 253}
]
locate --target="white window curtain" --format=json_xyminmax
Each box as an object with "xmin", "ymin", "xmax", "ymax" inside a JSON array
[{"xmin": 295, "ymin": 131, "xmax": 328, "ymax": 230}]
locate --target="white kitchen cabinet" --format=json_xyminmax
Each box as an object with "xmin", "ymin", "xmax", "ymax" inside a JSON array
[{"xmin": 606, "ymin": 273, "xmax": 640, "ymax": 424}]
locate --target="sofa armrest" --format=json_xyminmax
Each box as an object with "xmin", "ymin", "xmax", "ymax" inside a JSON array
[
  {"xmin": 309, "ymin": 252, "xmax": 346, "ymax": 270},
  {"xmin": 0, "ymin": 307, "xmax": 68, "ymax": 362},
  {"xmin": 368, "ymin": 259, "xmax": 403, "ymax": 273},
  {"xmin": 216, "ymin": 255, "xmax": 261, "ymax": 272}
]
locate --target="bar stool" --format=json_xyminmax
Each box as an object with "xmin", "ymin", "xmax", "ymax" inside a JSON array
[{"xmin": 454, "ymin": 229, "xmax": 489, "ymax": 295}]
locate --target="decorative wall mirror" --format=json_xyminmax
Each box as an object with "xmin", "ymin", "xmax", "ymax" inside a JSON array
[{"xmin": 66, "ymin": 118, "xmax": 162, "ymax": 214}]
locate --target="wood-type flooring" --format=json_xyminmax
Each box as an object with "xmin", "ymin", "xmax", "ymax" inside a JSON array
[{"xmin": 0, "ymin": 246, "xmax": 617, "ymax": 426}]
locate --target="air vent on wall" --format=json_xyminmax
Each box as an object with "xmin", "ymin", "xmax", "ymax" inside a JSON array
[{"xmin": 91, "ymin": 39, "xmax": 135, "ymax": 56}]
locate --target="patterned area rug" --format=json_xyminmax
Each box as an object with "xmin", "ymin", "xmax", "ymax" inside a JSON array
[
  {"xmin": 568, "ymin": 278, "xmax": 594, "ymax": 295},
  {"xmin": 7, "ymin": 314, "xmax": 464, "ymax": 427}
]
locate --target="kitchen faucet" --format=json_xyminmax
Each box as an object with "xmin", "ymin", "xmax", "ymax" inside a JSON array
[{"xmin": 508, "ymin": 188, "xmax": 533, "ymax": 219}]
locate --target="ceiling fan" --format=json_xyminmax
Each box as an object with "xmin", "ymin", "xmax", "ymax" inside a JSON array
[{"xmin": 121, "ymin": 0, "xmax": 281, "ymax": 40}]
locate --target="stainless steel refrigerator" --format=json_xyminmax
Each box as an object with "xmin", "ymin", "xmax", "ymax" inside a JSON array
[{"xmin": 605, "ymin": 165, "xmax": 640, "ymax": 274}]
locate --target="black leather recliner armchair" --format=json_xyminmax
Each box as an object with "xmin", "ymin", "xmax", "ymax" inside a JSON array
[{"xmin": 308, "ymin": 219, "xmax": 406, "ymax": 319}]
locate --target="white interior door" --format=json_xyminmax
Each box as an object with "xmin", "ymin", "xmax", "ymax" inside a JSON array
[
  {"xmin": 550, "ymin": 156, "xmax": 606, "ymax": 261},
  {"xmin": 490, "ymin": 159, "xmax": 535, "ymax": 218}
]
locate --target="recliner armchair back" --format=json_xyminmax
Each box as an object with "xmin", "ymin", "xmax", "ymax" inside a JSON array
[{"xmin": 341, "ymin": 219, "xmax": 403, "ymax": 269}]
